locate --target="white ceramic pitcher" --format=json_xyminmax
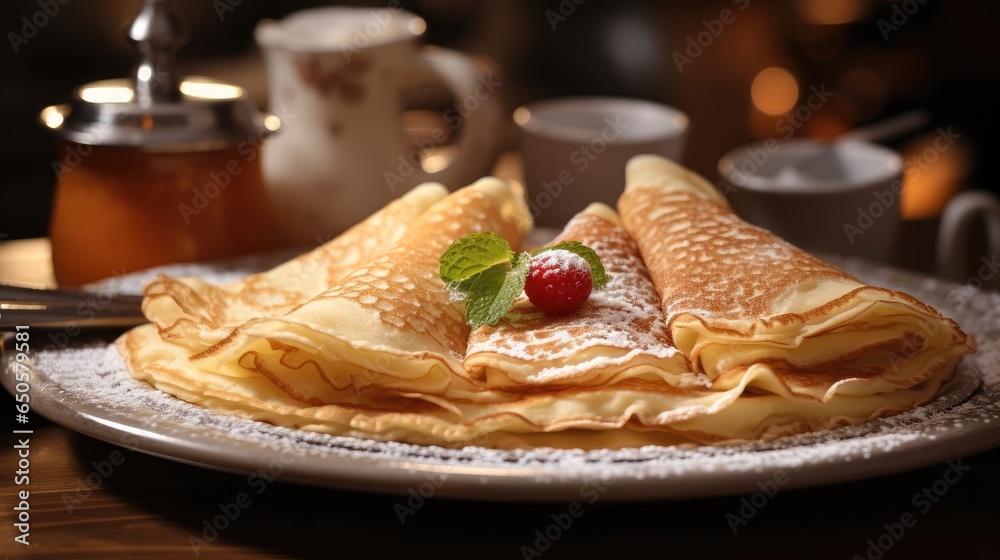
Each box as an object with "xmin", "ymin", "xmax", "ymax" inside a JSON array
[{"xmin": 256, "ymin": 7, "xmax": 502, "ymax": 243}]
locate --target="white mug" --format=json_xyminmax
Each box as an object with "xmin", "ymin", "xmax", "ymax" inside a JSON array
[
  {"xmin": 718, "ymin": 138, "xmax": 1000, "ymax": 278},
  {"xmin": 256, "ymin": 7, "xmax": 503, "ymax": 243},
  {"xmin": 937, "ymin": 191, "xmax": 1000, "ymax": 282},
  {"xmin": 515, "ymin": 97, "xmax": 688, "ymax": 227}
]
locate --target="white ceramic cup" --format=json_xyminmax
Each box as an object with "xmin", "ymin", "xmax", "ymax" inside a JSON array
[
  {"xmin": 718, "ymin": 138, "xmax": 1000, "ymax": 272},
  {"xmin": 515, "ymin": 97, "xmax": 688, "ymax": 227},
  {"xmin": 719, "ymin": 139, "xmax": 905, "ymax": 262}
]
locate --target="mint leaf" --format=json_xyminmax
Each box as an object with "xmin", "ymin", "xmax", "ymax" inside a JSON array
[
  {"xmin": 439, "ymin": 233, "xmax": 514, "ymax": 292},
  {"xmin": 465, "ymin": 253, "xmax": 530, "ymax": 329},
  {"xmin": 534, "ymin": 241, "xmax": 611, "ymax": 289}
]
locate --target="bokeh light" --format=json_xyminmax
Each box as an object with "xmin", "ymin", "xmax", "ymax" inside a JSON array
[
  {"xmin": 751, "ymin": 67, "xmax": 799, "ymax": 116},
  {"xmin": 900, "ymin": 132, "xmax": 972, "ymax": 219}
]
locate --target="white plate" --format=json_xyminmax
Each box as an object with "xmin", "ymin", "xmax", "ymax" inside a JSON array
[{"xmin": 4, "ymin": 257, "xmax": 999, "ymax": 502}]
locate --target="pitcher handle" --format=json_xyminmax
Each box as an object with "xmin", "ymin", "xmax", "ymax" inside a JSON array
[
  {"xmin": 936, "ymin": 190, "xmax": 1000, "ymax": 282},
  {"xmin": 401, "ymin": 46, "xmax": 503, "ymax": 189}
]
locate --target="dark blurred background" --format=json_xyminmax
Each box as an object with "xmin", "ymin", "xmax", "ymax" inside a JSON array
[{"xmin": 1, "ymin": 0, "xmax": 997, "ymax": 266}]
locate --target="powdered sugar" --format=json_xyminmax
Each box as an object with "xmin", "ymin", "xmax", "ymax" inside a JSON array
[
  {"xmin": 467, "ymin": 216, "xmax": 688, "ymax": 383},
  {"xmin": 531, "ymin": 249, "xmax": 590, "ymax": 279}
]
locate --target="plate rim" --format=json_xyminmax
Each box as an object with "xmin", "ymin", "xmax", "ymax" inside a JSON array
[{"xmin": 4, "ymin": 345, "xmax": 999, "ymax": 502}]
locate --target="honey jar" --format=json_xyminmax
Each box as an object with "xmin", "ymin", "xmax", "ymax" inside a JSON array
[{"xmin": 40, "ymin": 0, "xmax": 279, "ymax": 286}]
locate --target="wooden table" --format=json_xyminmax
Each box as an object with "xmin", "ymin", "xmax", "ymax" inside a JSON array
[{"xmin": 2, "ymin": 242, "xmax": 999, "ymax": 559}]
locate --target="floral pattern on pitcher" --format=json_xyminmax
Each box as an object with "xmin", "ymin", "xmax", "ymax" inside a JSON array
[{"xmin": 294, "ymin": 54, "xmax": 373, "ymax": 104}]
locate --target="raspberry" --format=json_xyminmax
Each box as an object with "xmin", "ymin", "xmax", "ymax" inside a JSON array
[{"xmin": 524, "ymin": 249, "xmax": 593, "ymax": 315}]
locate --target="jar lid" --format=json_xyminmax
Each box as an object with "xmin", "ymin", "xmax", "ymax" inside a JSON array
[{"xmin": 40, "ymin": 0, "xmax": 278, "ymax": 151}]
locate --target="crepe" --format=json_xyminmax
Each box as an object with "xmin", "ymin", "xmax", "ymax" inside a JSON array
[
  {"xmin": 131, "ymin": 178, "xmax": 531, "ymax": 402},
  {"xmin": 118, "ymin": 182, "xmax": 722, "ymax": 446},
  {"xmin": 617, "ymin": 155, "xmax": 976, "ymax": 439},
  {"xmin": 465, "ymin": 203, "xmax": 700, "ymax": 390},
  {"xmin": 141, "ymin": 183, "xmax": 449, "ymax": 349}
]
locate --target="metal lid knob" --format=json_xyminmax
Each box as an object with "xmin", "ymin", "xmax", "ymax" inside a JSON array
[
  {"xmin": 40, "ymin": 0, "xmax": 278, "ymax": 151},
  {"xmin": 128, "ymin": 0, "xmax": 185, "ymax": 106}
]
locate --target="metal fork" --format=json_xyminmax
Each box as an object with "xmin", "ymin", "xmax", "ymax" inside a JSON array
[{"xmin": 0, "ymin": 283, "xmax": 147, "ymax": 331}]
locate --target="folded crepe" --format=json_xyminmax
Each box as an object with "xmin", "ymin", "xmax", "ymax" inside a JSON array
[
  {"xmin": 617, "ymin": 155, "xmax": 976, "ymax": 440},
  {"xmin": 465, "ymin": 203, "xmax": 700, "ymax": 391},
  {"xmin": 118, "ymin": 186, "xmax": 717, "ymax": 446},
  {"xmin": 121, "ymin": 178, "xmax": 533, "ymax": 419},
  {"xmin": 142, "ymin": 183, "xmax": 449, "ymax": 349}
]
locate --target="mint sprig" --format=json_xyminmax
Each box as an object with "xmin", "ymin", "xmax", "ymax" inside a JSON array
[
  {"xmin": 464, "ymin": 253, "xmax": 530, "ymax": 329},
  {"xmin": 440, "ymin": 233, "xmax": 610, "ymax": 328},
  {"xmin": 439, "ymin": 232, "xmax": 513, "ymax": 293}
]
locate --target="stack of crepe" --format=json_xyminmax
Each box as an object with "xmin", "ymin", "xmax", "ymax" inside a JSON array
[{"xmin": 118, "ymin": 156, "xmax": 975, "ymax": 447}]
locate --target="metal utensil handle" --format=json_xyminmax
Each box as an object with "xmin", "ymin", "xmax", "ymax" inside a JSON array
[
  {"xmin": 0, "ymin": 284, "xmax": 144, "ymax": 309},
  {"xmin": 0, "ymin": 309, "xmax": 147, "ymax": 332},
  {"xmin": 0, "ymin": 283, "xmax": 147, "ymax": 332}
]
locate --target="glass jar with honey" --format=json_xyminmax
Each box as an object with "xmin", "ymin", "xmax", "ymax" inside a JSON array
[{"xmin": 40, "ymin": 0, "xmax": 279, "ymax": 286}]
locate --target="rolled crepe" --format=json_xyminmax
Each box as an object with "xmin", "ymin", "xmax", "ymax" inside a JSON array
[
  {"xmin": 465, "ymin": 203, "xmax": 700, "ymax": 390},
  {"xmin": 142, "ymin": 183, "xmax": 449, "ymax": 349},
  {"xmin": 617, "ymin": 155, "xmax": 976, "ymax": 437}
]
